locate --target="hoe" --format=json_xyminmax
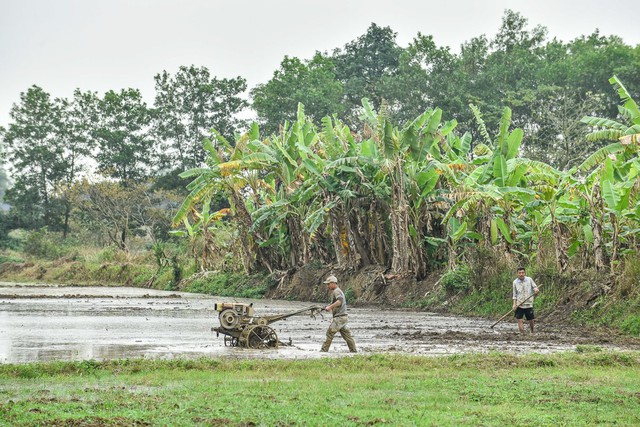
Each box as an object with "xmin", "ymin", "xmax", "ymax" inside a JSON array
[{"xmin": 213, "ymin": 302, "xmax": 324, "ymax": 349}]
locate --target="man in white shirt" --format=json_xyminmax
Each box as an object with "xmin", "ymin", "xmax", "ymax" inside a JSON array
[{"xmin": 512, "ymin": 267, "xmax": 539, "ymax": 335}]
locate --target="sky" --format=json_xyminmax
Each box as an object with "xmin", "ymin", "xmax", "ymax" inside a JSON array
[{"xmin": 1, "ymin": 0, "xmax": 640, "ymax": 130}]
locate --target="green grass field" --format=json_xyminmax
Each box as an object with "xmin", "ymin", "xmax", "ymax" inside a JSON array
[{"xmin": 1, "ymin": 351, "xmax": 639, "ymax": 426}]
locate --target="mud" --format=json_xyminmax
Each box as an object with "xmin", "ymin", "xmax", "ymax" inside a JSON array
[{"xmin": 1, "ymin": 282, "xmax": 638, "ymax": 364}]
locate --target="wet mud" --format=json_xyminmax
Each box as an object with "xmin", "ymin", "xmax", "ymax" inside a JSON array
[{"xmin": 1, "ymin": 282, "xmax": 638, "ymax": 363}]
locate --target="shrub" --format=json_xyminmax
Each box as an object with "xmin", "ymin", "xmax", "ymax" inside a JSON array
[
  {"xmin": 441, "ymin": 264, "xmax": 471, "ymax": 294},
  {"xmin": 181, "ymin": 272, "xmax": 269, "ymax": 298},
  {"xmin": 343, "ymin": 287, "xmax": 356, "ymax": 304},
  {"xmin": 620, "ymin": 315, "xmax": 640, "ymax": 336},
  {"xmin": 95, "ymin": 246, "xmax": 127, "ymax": 263},
  {"xmin": 23, "ymin": 229, "xmax": 65, "ymax": 260}
]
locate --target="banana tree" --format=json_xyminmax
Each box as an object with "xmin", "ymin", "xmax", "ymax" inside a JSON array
[
  {"xmin": 361, "ymin": 99, "xmax": 452, "ymax": 277},
  {"xmin": 173, "ymin": 125, "xmax": 270, "ymax": 273},
  {"xmin": 526, "ymin": 164, "xmax": 578, "ymax": 272},
  {"xmin": 169, "ymin": 195, "xmax": 231, "ymax": 271},
  {"xmin": 443, "ymin": 105, "xmax": 536, "ymax": 259},
  {"xmin": 578, "ymin": 75, "xmax": 640, "ymax": 270}
]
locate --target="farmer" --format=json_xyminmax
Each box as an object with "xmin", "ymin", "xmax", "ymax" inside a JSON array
[
  {"xmin": 512, "ymin": 267, "xmax": 540, "ymax": 335},
  {"xmin": 320, "ymin": 275, "xmax": 357, "ymax": 353}
]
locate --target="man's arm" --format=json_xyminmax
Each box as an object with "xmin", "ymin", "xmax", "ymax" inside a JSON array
[
  {"xmin": 530, "ymin": 278, "xmax": 539, "ymax": 294},
  {"xmin": 325, "ymin": 291, "xmax": 343, "ymax": 312},
  {"xmin": 325, "ymin": 299, "xmax": 342, "ymax": 311}
]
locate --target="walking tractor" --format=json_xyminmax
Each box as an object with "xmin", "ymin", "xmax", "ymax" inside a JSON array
[{"xmin": 213, "ymin": 302, "xmax": 324, "ymax": 349}]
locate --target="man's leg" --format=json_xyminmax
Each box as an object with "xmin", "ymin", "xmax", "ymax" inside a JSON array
[
  {"xmin": 321, "ymin": 320, "xmax": 339, "ymax": 352},
  {"xmin": 515, "ymin": 308, "xmax": 526, "ymax": 335},
  {"xmin": 526, "ymin": 308, "xmax": 535, "ymax": 334},
  {"xmin": 339, "ymin": 326, "xmax": 357, "ymax": 353}
]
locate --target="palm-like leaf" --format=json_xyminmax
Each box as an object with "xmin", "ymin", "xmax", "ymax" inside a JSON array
[
  {"xmin": 609, "ymin": 75, "xmax": 640, "ymax": 123},
  {"xmin": 578, "ymin": 143, "xmax": 625, "ymax": 172}
]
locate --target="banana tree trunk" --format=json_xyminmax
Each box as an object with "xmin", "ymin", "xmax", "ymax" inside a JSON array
[
  {"xmin": 550, "ymin": 209, "xmax": 569, "ymax": 273},
  {"xmin": 609, "ymin": 212, "xmax": 619, "ymax": 273},
  {"xmin": 370, "ymin": 203, "xmax": 389, "ymax": 266},
  {"xmin": 589, "ymin": 184, "xmax": 610, "ymax": 272},
  {"xmin": 230, "ymin": 192, "xmax": 256, "ymax": 273},
  {"xmin": 390, "ymin": 161, "xmax": 418, "ymax": 276},
  {"xmin": 329, "ymin": 210, "xmax": 348, "ymax": 268},
  {"xmin": 286, "ymin": 216, "xmax": 311, "ymax": 267},
  {"xmin": 347, "ymin": 212, "xmax": 371, "ymax": 268}
]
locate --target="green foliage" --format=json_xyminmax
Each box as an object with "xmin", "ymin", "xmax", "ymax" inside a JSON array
[
  {"xmin": 343, "ymin": 287, "xmax": 356, "ymax": 304},
  {"xmin": 441, "ymin": 264, "xmax": 472, "ymax": 294},
  {"xmin": 93, "ymin": 246, "xmax": 128, "ymax": 263},
  {"xmin": 620, "ymin": 315, "xmax": 640, "ymax": 336},
  {"xmin": 0, "ymin": 253, "xmax": 24, "ymax": 263},
  {"xmin": 153, "ymin": 65, "xmax": 248, "ymax": 170},
  {"xmin": 251, "ymin": 54, "xmax": 344, "ymax": 136},
  {"xmin": 180, "ymin": 272, "xmax": 270, "ymax": 299},
  {"xmin": 333, "ymin": 23, "xmax": 402, "ymax": 123},
  {"xmin": 22, "ymin": 229, "xmax": 77, "ymax": 260}
]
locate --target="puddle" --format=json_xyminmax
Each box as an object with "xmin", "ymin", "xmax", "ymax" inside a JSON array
[{"xmin": 1, "ymin": 282, "xmax": 638, "ymax": 363}]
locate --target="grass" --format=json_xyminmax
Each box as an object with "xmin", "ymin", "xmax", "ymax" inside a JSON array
[
  {"xmin": 1, "ymin": 352, "xmax": 639, "ymax": 426},
  {"xmin": 179, "ymin": 271, "xmax": 270, "ymax": 299}
]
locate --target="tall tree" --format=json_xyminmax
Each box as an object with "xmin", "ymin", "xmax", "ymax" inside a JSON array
[
  {"xmin": 2, "ymin": 86, "xmax": 67, "ymax": 229},
  {"xmin": 379, "ymin": 33, "xmax": 463, "ymax": 124},
  {"xmin": 252, "ymin": 53, "xmax": 344, "ymax": 136},
  {"xmin": 0, "ymin": 130, "xmax": 8, "ymax": 203},
  {"xmin": 332, "ymin": 23, "xmax": 402, "ymax": 123},
  {"xmin": 153, "ymin": 65, "xmax": 248, "ymax": 172},
  {"xmin": 55, "ymin": 90, "xmax": 96, "ymax": 237},
  {"xmin": 93, "ymin": 89, "xmax": 153, "ymax": 183}
]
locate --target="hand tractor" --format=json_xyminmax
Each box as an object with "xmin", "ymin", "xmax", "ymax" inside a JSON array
[{"xmin": 213, "ymin": 302, "xmax": 324, "ymax": 349}]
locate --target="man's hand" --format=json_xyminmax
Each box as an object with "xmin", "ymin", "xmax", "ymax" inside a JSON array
[
  {"xmin": 534, "ymin": 287, "xmax": 539, "ymax": 294},
  {"xmin": 324, "ymin": 305, "xmax": 331, "ymax": 312}
]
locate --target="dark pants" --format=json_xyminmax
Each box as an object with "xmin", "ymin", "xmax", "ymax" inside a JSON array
[{"xmin": 515, "ymin": 307, "xmax": 535, "ymax": 320}]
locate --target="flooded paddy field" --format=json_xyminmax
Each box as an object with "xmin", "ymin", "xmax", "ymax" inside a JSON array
[{"xmin": 1, "ymin": 282, "xmax": 638, "ymax": 363}]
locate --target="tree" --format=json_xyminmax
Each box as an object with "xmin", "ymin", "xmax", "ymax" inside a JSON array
[
  {"xmin": 153, "ymin": 65, "xmax": 248, "ymax": 172},
  {"xmin": 92, "ymin": 89, "xmax": 154, "ymax": 183},
  {"xmin": 2, "ymin": 86, "xmax": 68, "ymax": 229},
  {"xmin": 525, "ymin": 87, "xmax": 603, "ymax": 169},
  {"xmin": 378, "ymin": 33, "xmax": 463, "ymax": 124},
  {"xmin": 251, "ymin": 54, "xmax": 344, "ymax": 136},
  {"xmin": 73, "ymin": 179, "xmax": 178, "ymax": 251},
  {"xmin": 54, "ymin": 90, "xmax": 96, "ymax": 237},
  {"xmin": 332, "ymin": 23, "xmax": 403, "ymax": 123},
  {"xmin": 579, "ymin": 76, "xmax": 640, "ymax": 271},
  {"xmin": 490, "ymin": 9, "xmax": 547, "ymax": 53},
  {"xmin": 0, "ymin": 130, "xmax": 8, "ymax": 203}
]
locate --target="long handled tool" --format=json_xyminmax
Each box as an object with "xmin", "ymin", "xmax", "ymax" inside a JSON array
[{"xmin": 490, "ymin": 284, "xmax": 541, "ymax": 329}]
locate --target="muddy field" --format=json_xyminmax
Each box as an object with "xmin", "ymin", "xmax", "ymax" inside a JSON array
[{"xmin": 1, "ymin": 282, "xmax": 638, "ymax": 363}]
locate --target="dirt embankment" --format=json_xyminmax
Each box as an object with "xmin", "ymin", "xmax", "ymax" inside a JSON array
[
  {"xmin": 265, "ymin": 264, "xmax": 637, "ymax": 332},
  {"xmin": 266, "ymin": 264, "xmax": 440, "ymax": 306}
]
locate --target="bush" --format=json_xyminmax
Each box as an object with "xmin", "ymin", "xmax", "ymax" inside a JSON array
[
  {"xmin": 23, "ymin": 229, "xmax": 65, "ymax": 260},
  {"xmin": 441, "ymin": 264, "xmax": 471, "ymax": 294},
  {"xmin": 343, "ymin": 287, "xmax": 356, "ymax": 304},
  {"xmin": 94, "ymin": 246, "xmax": 128, "ymax": 263},
  {"xmin": 181, "ymin": 272, "xmax": 269, "ymax": 298},
  {"xmin": 620, "ymin": 315, "xmax": 640, "ymax": 336}
]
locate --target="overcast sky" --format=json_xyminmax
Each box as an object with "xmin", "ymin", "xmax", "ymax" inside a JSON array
[{"xmin": 2, "ymin": 0, "xmax": 639, "ymax": 129}]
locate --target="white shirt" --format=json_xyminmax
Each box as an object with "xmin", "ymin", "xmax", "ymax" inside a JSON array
[{"xmin": 512, "ymin": 276, "xmax": 538, "ymax": 308}]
